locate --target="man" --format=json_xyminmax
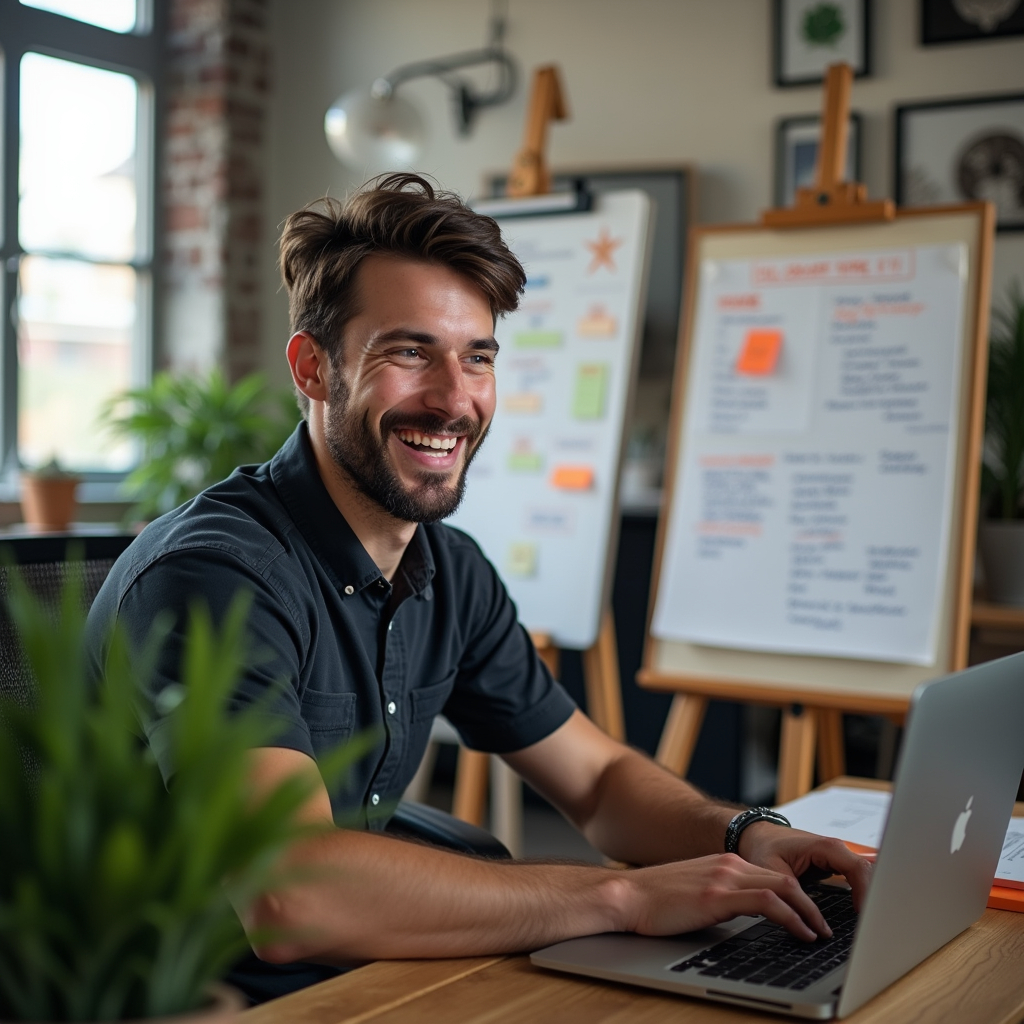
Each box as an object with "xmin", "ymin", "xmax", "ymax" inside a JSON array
[{"xmin": 87, "ymin": 174, "xmax": 870, "ymax": 1002}]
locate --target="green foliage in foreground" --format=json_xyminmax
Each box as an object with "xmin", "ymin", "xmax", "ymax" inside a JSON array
[
  {"xmin": 101, "ymin": 370, "xmax": 301, "ymax": 521},
  {"xmin": 983, "ymin": 282, "xmax": 1024, "ymax": 520},
  {"xmin": 0, "ymin": 577, "xmax": 367, "ymax": 1021}
]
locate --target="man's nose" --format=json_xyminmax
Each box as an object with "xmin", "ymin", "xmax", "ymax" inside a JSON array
[{"xmin": 422, "ymin": 356, "xmax": 472, "ymax": 418}]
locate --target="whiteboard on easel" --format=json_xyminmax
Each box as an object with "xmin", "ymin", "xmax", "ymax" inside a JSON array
[
  {"xmin": 448, "ymin": 190, "xmax": 652, "ymax": 649},
  {"xmin": 646, "ymin": 206, "xmax": 992, "ymax": 700}
]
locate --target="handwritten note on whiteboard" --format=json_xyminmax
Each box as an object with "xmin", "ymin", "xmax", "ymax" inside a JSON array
[{"xmin": 652, "ymin": 244, "xmax": 967, "ymax": 665}]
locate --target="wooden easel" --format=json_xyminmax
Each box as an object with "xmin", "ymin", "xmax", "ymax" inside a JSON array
[
  {"xmin": 642, "ymin": 63, "xmax": 989, "ymax": 803},
  {"xmin": 452, "ymin": 66, "xmax": 627, "ymax": 829}
]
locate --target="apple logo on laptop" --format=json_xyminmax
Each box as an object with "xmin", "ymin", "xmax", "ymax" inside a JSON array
[{"xmin": 951, "ymin": 796, "xmax": 973, "ymax": 853}]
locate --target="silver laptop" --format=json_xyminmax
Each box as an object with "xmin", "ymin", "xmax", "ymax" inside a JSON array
[{"xmin": 531, "ymin": 651, "xmax": 1024, "ymax": 1019}]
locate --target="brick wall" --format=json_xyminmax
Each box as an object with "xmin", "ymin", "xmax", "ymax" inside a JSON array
[{"xmin": 162, "ymin": 0, "xmax": 269, "ymax": 380}]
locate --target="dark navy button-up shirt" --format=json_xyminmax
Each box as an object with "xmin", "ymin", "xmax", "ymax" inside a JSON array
[{"xmin": 86, "ymin": 423, "xmax": 576, "ymax": 829}]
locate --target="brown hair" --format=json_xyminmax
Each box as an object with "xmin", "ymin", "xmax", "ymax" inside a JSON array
[{"xmin": 279, "ymin": 173, "xmax": 526, "ymax": 415}]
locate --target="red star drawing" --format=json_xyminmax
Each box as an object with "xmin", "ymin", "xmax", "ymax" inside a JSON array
[{"xmin": 585, "ymin": 227, "xmax": 622, "ymax": 274}]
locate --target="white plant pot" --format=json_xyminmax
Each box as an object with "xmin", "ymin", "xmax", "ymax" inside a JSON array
[{"xmin": 978, "ymin": 520, "xmax": 1024, "ymax": 606}]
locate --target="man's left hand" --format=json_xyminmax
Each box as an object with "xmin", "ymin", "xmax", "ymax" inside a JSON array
[{"xmin": 737, "ymin": 821, "xmax": 873, "ymax": 909}]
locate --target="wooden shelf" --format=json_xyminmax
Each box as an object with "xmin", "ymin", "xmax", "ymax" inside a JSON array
[{"xmin": 971, "ymin": 600, "xmax": 1024, "ymax": 630}]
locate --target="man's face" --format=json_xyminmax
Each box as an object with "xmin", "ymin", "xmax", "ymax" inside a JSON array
[{"xmin": 323, "ymin": 256, "xmax": 498, "ymax": 524}]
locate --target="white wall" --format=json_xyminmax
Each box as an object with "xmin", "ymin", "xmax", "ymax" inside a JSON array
[{"xmin": 263, "ymin": 0, "xmax": 1024, "ymax": 380}]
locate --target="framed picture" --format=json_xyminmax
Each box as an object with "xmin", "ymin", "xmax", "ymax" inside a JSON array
[
  {"xmin": 896, "ymin": 93, "xmax": 1024, "ymax": 231},
  {"xmin": 486, "ymin": 165, "xmax": 693, "ymax": 379},
  {"xmin": 774, "ymin": 112, "xmax": 863, "ymax": 207},
  {"xmin": 773, "ymin": 0, "xmax": 871, "ymax": 87},
  {"xmin": 921, "ymin": 0, "xmax": 1024, "ymax": 44}
]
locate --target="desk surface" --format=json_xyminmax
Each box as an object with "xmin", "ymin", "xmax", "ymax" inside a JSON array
[{"xmin": 241, "ymin": 781, "xmax": 1024, "ymax": 1024}]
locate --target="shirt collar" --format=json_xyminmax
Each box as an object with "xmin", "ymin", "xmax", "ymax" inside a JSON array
[{"xmin": 270, "ymin": 422, "xmax": 435, "ymax": 597}]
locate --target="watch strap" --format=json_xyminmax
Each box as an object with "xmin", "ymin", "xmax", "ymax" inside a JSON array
[{"xmin": 724, "ymin": 806, "xmax": 791, "ymax": 854}]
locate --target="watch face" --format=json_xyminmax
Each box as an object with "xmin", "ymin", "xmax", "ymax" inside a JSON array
[{"xmin": 956, "ymin": 131, "xmax": 1024, "ymax": 221}]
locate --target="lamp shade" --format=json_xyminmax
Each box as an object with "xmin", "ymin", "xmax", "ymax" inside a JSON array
[{"xmin": 324, "ymin": 87, "xmax": 426, "ymax": 174}]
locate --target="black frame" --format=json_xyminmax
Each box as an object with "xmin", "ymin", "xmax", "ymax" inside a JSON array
[
  {"xmin": 772, "ymin": 0, "xmax": 871, "ymax": 87},
  {"xmin": 774, "ymin": 111, "xmax": 864, "ymax": 208},
  {"xmin": 895, "ymin": 92, "xmax": 1024, "ymax": 232},
  {"xmin": 0, "ymin": 0, "xmax": 164, "ymax": 478},
  {"xmin": 921, "ymin": 0, "xmax": 1024, "ymax": 44}
]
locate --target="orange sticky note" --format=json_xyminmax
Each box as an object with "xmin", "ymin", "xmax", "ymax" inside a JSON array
[
  {"xmin": 736, "ymin": 329, "xmax": 783, "ymax": 375},
  {"xmin": 551, "ymin": 466, "xmax": 594, "ymax": 491}
]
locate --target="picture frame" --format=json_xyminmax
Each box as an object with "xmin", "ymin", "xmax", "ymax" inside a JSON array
[
  {"xmin": 895, "ymin": 92, "xmax": 1024, "ymax": 231},
  {"xmin": 921, "ymin": 0, "xmax": 1024, "ymax": 45},
  {"xmin": 772, "ymin": 0, "xmax": 871, "ymax": 87},
  {"xmin": 774, "ymin": 112, "xmax": 863, "ymax": 208}
]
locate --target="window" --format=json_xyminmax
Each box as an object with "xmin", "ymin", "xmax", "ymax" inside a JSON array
[{"xmin": 0, "ymin": 0, "xmax": 161, "ymax": 475}]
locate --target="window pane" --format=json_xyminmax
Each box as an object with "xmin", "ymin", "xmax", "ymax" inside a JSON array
[
  {"xmin": 19, "ymin": 0, "xmax": 136, "ymax": 33},
  {"xmin": 18, "ymin": 256, "xmax": 135, "ymax": 471},
  {"xmin": 19, "ymin": 53, "xmax": 137, "ymax": 261}
]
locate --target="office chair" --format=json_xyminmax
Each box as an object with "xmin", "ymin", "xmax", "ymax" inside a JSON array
[{"xmin": 0, "ymin": 532, "xmax": 510, "ymax": 860}]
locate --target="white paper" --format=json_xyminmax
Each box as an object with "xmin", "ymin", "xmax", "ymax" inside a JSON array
[
  {"xmin": 776, "ymin": 786, "xmax": 891, "ymax": 849},
  {"xmin": 995, "ymin": 818, "xmax": 1024, "ymax": 891},
  {"xmin": 652, "ymin": 244, "xmax": 967, "ymax": 664}
]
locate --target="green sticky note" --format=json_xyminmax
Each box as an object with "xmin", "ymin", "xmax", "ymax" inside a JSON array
[
  {"xmin": 515, "ymin": 330, "xmax": 562, "ymax": 349},
  {"xmin": 572, "ymin": 363, "xmax": 609, "ymax": 419},
  {"xmin": 508, "ymin": 451, "xmax": 543, "ymax": 472},
  {"xmin": 506, "ymin": 542, "xmax": 538, "ymax": 578}
]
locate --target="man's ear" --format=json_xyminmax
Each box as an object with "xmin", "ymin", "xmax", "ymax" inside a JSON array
[{"xmin": 286, "ymin": 331, "xmax": 330, "ymax": 404}]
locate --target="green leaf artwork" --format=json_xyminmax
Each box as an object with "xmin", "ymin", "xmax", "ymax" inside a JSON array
[{"xmin": 802, "ymin": 3, "xmax": 846, "ymax": 47}]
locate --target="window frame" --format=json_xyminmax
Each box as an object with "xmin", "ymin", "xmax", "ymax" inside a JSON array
[{"xmin": 0, "ymin": 0, "xmax": 164, "ymax": 481}]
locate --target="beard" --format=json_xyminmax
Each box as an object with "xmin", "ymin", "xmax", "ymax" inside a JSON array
[{"xmin": 324, "ymin": 371, "xmax": 488, "ymax": 524}]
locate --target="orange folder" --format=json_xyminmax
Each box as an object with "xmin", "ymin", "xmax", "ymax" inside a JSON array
[{"xmin": 736, "ymin": 329, "xmax": 783, "ymax": 375}]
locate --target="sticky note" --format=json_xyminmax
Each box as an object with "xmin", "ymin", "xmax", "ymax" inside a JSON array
[
  {"xmin": 551, "ymin": 466, "xmax": 594, "ymax": 491},
  {"xmin": 515, "ymin": 330, "xmax": 562, "ymax": 349},
  {"xmin": 577, "ymin": 304, "xmax": 617, "ymax": 338},
  {"xmin": 505, "ymin": 393, "xmax": 543, "ymax": 414},
  {"xmin": 736, "ymin": 329, "xmax": 783, "ymax": 375},
  {"xmin": 508, "ymin": 451, "xmax": 543, "ymax": 472},
  {"xmin": 506, "ymin": 542, "xmax": 538, "ymax": 577},
  {"xmin": 572, "ymin": 363, "xmax": 608, "ymax": 419}
]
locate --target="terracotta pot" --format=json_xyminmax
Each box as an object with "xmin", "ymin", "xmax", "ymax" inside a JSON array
[
  {"xmin": 1, "ymin": 984, "xmax": 245, "ymax": 1024},
  {"xmin": 978, "ymin": 520, "xmax": 1024, "ymax": 605},
  {"xmin": 19, "ymin": 474, "xmax": 79, "ymax": 532}
]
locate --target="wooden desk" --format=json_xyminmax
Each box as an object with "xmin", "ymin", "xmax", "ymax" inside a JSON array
[
  {"xmin": 242, "ymin": 907, "xmax": 1024, "ymax": 1024},
  {"xmin": 242, "ymin": 781, "xmax": 1024, "ymax": 1024}
]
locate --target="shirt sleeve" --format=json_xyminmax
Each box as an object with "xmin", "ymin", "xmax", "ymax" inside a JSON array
[
  {"xmin": 439, "ymin": 537, "xmax": 577, "ymax": 754},
  {"xmin": 108, "ymin": 548, "xmax": 317, "ymax": 781}
]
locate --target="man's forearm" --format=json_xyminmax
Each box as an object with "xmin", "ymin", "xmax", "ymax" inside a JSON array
[
  {"xmin": 249, "ymin": 828, "xmax": 629, "ymax": 965},
  {"xmin": 575, "ymin": 747, "xmax": 738, "ymax": 865}
]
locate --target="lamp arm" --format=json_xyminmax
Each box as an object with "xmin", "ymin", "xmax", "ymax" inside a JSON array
[{"xmin": 376, "ymin": 47, "xmax": 517, "ymax": 109}]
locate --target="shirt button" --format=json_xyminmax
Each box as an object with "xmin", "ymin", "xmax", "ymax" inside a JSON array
[
  {"xmin": 388, "ymin": 621, "xmax": 393, "ymax": 631},
  {"xmin": 387, "ymin": 701, "xmax": 396, "ymax": 715},
  {"xmin": 344, "ymin": 585, "xmax": 354, "ymax": 595},
  {"xmin": 371, "ymin": 793, "xmax": 380, "ymax": 806}
]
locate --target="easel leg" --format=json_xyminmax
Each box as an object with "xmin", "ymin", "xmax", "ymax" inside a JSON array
[
  {"xmin": 816, "ymin": 709, "xmax": 845, "ymax": 783},
  {"xmin": 490, "ymin": 756, "xmax": 523, "ymax": 857},
  {"xmin": 777, "ymin": 705, "xmax": 817, "ymax": 803},
  {"xmin": 452, "ymin": 748, "xmax": 489, "ymax": 826},
  {"xmin": 582, "ymin": 610, "xmax": 625, "ymax": 741},
  {"xmin": 655, "ymin": 694, "xmax": 708, "ymax": 777}
]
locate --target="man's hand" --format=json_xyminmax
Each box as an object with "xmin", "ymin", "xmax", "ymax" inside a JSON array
[
  {"xmin": 619, "ymin": 853, "xmax": 835, "ymax": 942},
  {"xmin": 737, "ymin": 821, "xmax": 873, "ymax": 909}
]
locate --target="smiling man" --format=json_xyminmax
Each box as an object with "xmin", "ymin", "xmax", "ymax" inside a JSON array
[{"xmin": 86, "ymin": 174, "xmax": 870, "ymax": 1005}]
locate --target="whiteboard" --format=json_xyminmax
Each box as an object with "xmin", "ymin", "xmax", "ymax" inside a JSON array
[
  {"xmin": 645, "ymin": 206, "xmax": 992, "ymax": 701},
  {"xmin": 448, "ymin": 190, "xmax": 652, "ymax": 649}
]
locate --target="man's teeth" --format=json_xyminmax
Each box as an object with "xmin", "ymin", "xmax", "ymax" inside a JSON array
[{"xmin": 397, "ymin": 430, "xmax": 459, "ymax": 453}]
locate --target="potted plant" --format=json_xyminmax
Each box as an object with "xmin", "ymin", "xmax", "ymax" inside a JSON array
[
  {"xmin": 0, "ymin": 574, "xmax": 364, "ymax": 1021},
  {"xmin": 20, "ymin": 457, "xmax": 81, "ymax": 533},
  {"xmin": 978, "ymin": 281, "xmax": 1024, "ymax": 604},
  {"xmin": 101, "ymin": 370, "xmax": 299, "ymax": 522}
]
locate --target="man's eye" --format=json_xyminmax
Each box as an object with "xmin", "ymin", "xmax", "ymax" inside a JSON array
[
  {"xmin": 467, "ymin": 353, "xmax": 494, "ymax": 365},
  {"xmin": 397, "ymin": 348, "xmax": 420, "ymax": 359}
]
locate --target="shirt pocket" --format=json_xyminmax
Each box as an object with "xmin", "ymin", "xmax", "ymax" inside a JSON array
[
  {"xmin": 300, "ymin": 688, "xmax": 358, "ymax": 743},
  {"xmin": 410, "ymin": 672, "xmax": 456, "ymax": 724}
]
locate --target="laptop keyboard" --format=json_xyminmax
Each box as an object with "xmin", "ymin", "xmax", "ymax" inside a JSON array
[{"xmin": 670, "ymin": 884, "xmax": 857, "ymax": 991}]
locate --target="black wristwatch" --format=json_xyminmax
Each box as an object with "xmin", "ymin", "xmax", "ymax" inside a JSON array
[{"xmin": 725, "ymin": 806, "xmax": 791, "ymax": 854}]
